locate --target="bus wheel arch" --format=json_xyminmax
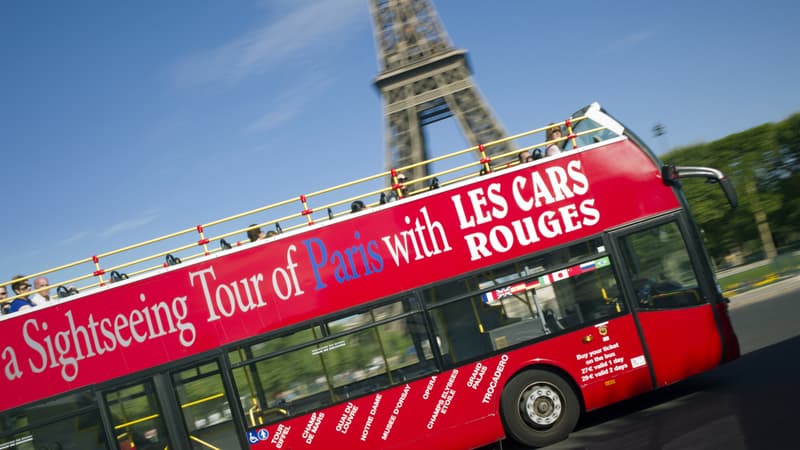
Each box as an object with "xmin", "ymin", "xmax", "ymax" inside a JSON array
[{"xmin": 499, "ymin": 365, "xmax": 583, "ymax": 448}]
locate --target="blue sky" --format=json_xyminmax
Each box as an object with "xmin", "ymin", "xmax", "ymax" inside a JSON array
[{"xmin": 1, "ymin": 0, "xmax": 799, "ymax": 285}]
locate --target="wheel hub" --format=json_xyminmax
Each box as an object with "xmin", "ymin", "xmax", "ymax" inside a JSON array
[{"xmin": 523, "ymin": 383, "xmax": 563, "ymax": 426}]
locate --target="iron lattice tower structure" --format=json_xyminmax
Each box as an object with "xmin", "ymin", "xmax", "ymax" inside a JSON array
[{"xmin": 370, "ymin": 0, "xmax": 514, "ymax": 183}]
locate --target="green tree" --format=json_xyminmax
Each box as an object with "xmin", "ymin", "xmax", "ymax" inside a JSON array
[
  {"xmin": 662, "ymin": 115, "xmax": 800, "ymax": 262},
  {"xmin": 771, "ymin": 113, "xmax": 800, "ymax": 246}
]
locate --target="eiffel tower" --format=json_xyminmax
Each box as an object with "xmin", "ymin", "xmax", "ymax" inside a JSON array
[{"xmin": 370, "ymin": 0, "xmax": 514, "ymax": 185}]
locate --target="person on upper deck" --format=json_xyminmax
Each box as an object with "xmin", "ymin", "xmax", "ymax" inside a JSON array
[
  {"xmin": 351, "ymin": 200, "xmax": 368, "ymax": 213},
  {"xmin": 246, "ymin": 225, "xmax": 266, "ymax": 242},
  {"xmin": 384, "ymin": 172, "xmax": 409, "ymax": 203},
  {"xmin": 518, "ymin": 149, "xmax": 542, "ymax": 165},
  {"xmin": 8, "ymin": 275, "xmax": 36, "ymax": 313},
  {"xmin": 30, "ymin": 276, "xmax": 51, "ymax": 304},
  {"xmin": 545, "ymin": 125, "xmax": 564, "ymax": 157},
  {"xmin": 0, "ymin": 285, "xmax": 8, "ymax": 314}
]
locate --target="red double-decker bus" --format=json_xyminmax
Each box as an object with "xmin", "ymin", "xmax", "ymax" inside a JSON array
[{"xmin": 0, "ymin": 103, "xmax": 739, "ymax": 450}]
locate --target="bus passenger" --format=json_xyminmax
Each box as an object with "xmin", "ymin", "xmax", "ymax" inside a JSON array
[
  {"xmin": 8, "ymin": 275, "xmax": 36, "ymax": 313},
  {"xmin": 351, "ymin": 200, "xmax": 367, "ymax": 213},
  {"xmin": 395, "ymin": 172, "xmax": 409, "ymax": 198},
  {"xmin": 0, "ymin": 285, "xmax": 8, "ymax": 314},
  {"xmin": 385, "ymin": 172, "xmax": 409, "ymax": 202},
  {"xmin": 518, "ymin": 149, "xmax": 541, "ymax": 164},
  {"xmin": 30, "ymin": 276, "xmax": 51, "ymax": 303},
  {"xmin": 246, "ymin": 225, "xmax": 266, "ymax": 242},
  {"xmin": 545, "ymin": 125, "xmax": 564, "ymax": 157}
]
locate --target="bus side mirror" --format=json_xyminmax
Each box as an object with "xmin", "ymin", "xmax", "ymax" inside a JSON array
[
  {"xmin": 717, "ymin": 176, "xmax": 738, "ymax": 209},
  {"xmin": 661, "ymin": 164, "xmax": 738, "ymax": 209}
]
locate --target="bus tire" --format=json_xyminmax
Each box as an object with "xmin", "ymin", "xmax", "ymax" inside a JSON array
[{"xmin": 500, "ymin": 369, "xmax": 579, "ymax": 448}]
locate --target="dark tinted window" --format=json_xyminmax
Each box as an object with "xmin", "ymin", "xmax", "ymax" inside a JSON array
[
  {"xmin": 620, "ymin": 221, "xmax": 704, "ymax": 309},
  {"xmin": 424, "ymin": 238, "xmax": 626, "ymax": 365},
  {"xmin": 0, "ymin": 391, "xmax": 107, "ymax": 450},
  {"xmin": 230, "ymin": 296, "xmax": 435, "ymax": 427}
]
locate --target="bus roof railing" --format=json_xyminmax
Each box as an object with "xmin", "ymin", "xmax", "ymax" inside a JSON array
[{"xmin": 1, "ymin": 115, "xmax": 611, "ymax": 306}]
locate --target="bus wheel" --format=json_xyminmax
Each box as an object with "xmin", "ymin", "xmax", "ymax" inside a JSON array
[{"xmin": 500, "ymin": 369, "xmax": 579, "ymax": 448}]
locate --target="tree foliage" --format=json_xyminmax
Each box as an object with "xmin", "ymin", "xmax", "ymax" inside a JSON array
[{"xmin": 661, "ymin": 113, "xmax": 800, "ymax": 263}]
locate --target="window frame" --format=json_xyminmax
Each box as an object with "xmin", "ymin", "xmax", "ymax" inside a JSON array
[
  {"xmin": 227, "ymin": 294, "xmax": 439, "ymax": 426},
  {"xmin": 421, "ymin": 234, "xmax": 629, "ymax": 369},
  {"xmin": 609, "ymin": 212, "xmax": 712, "ymax": 312}
]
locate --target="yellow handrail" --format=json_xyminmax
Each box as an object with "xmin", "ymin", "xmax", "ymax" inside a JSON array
[
  {"xmin": 180, "ymin": 392, "xmax": 226, "ymax": 409},
  {"xmin": 0, "ymin": 116, "xmax": 600, "ymax": 307},
  {"xmin": 113, "ymin": 413, "xmax": 161, "ymax": 430},
  {"xmin": 189, "ymin": 435, "xmax": 222, "ymax": 450}
]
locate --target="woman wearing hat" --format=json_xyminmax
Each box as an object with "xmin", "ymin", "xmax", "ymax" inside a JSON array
[{"xmin": 545, "ymin": 125, "xmax": 564, "ymax": 157}]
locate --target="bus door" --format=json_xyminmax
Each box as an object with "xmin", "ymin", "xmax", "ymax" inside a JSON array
[
  {"xmin": 609, "ymin": 215, "xmax": 724, "ymax": 388},
  {"xmin": 102, "ymin": 356, "xmax": 246, "ymax": 450}
]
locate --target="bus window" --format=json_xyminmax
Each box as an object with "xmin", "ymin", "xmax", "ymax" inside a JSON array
[
  {"xmin": 562, "ymin": 117, "xmax": 619, "ymax": 150},
  {"xmin": 425, "ymin": 240, "xmax": 626, "ymax": 365},
  {"xmin": 232, "ymin": 334, "xmax": 332, "ymax": 424},
  {"xmin": 547, "ymin": 260, "xmax": 626, "ymax": 326},
  {"xmin": 620, "ymin": 221, "xmax": 703, "ymax": 309},
  {"xmin": 246, "ymin": 326, "xmax": 322, "ymax": 359},
  {"xmin": 106, "ymin": 381, "xmax": 172, "ymax": 450},
  {"xmin": 320, "ymin": 326, "xmax": 388, "ymax": 397},
  {"xmin": 0, "ymin": 391, "xmax": 106, "ymax": 450},
  {"xmin": 172, "ymin": 361, "xmax": 238, "ymax": 450},
  {"xmin": 230, "ymin": 297, "xmax": 436, "ymax": 426},
  {"xmin": 374, "ymin": 313, "xmax": 436, "ymax": 379}
]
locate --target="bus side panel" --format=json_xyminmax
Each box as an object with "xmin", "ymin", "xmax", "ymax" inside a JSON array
[
  {"xmin": 247, "ymin": 315, "xmax": 651, "ymax": 450},
  {"xmin": 505, "ymin": 314, "xmax": 653, "ymax": 412},
  {"xmin": 635, "ymin": 304, "xmax": 723, "ymax": 386},
  {"xmin": 246, "ymin": 365, "xmax": 506, "ymax": 450}
]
